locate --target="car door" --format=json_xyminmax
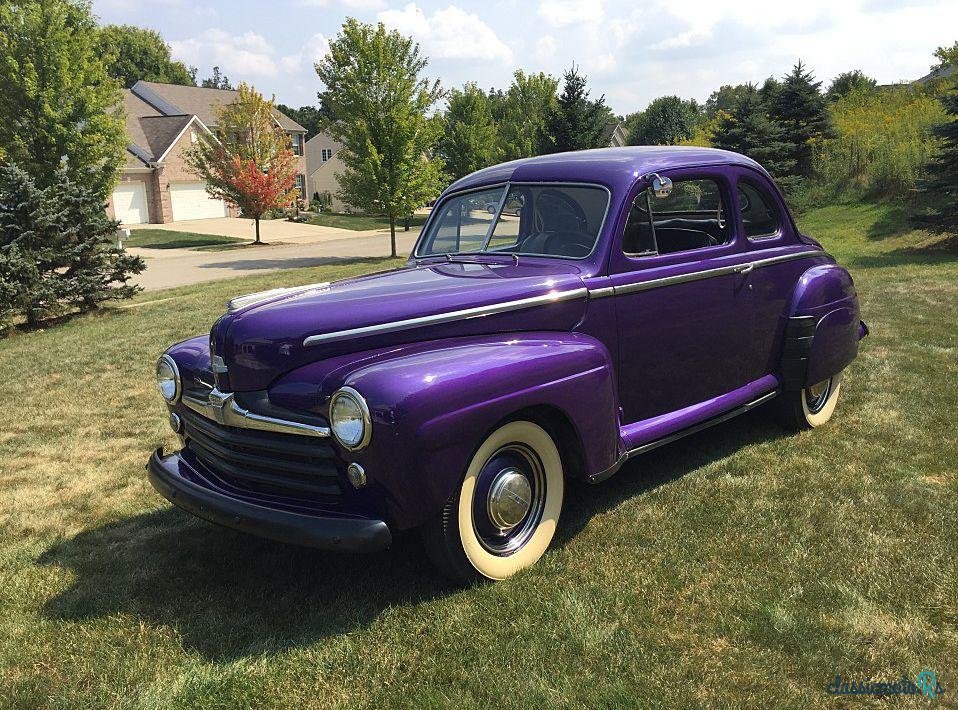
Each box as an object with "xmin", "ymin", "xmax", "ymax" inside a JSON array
[{"xmin": 609, "ymin": 168, "xmax": 756, "ymax": 425}]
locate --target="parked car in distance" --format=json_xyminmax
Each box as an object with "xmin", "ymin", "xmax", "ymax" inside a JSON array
[{"xmin": 149, "ymin": 147, "xmax": 867, "ymax": 584}]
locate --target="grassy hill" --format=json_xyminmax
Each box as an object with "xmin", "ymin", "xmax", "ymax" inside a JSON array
[{"xmin": 0, "ymin": 202, "xmax": 954, "ymax": 708}]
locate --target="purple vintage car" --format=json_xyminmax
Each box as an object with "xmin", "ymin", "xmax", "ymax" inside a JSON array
[{"xmin": 149, "ymin": 146, "xmax": 867, "ymax": 583}]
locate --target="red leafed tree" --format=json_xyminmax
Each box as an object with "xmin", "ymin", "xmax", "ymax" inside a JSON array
[{"xmin": 186, "ymin": 83, "xmax": 300, "ymax": 244}]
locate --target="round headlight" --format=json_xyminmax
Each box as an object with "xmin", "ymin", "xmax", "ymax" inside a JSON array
[
  {"xmin": 329, "ymin": 387, "xmax": 371, "ymax": 450},
  {"xmin": 156, "ymin": 354, "xmax": 181, "ymax": 403}
]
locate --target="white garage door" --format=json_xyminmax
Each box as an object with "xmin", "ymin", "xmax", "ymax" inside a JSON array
[
  {"xmin": 169, "ymin": 182, "xmax": 228, "ymax": 221},
  {"xmin": 112, "ymin": 182, "xmax": 148, "ymax": 225}
]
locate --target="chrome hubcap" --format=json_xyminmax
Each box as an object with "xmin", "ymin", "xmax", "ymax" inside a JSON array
[
  {"xmin": 805, "ymin": 378, "xmax": 832, "ymax": 413},
  {"xmin": 487, "ymin": 468, "xmax": 532, "ymax": 530}
]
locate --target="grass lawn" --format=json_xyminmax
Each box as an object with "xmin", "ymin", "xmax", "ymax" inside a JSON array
[
  {"xmin": 306, "ymin": 212, "xmax": 429, "ymax": 231},
  {"xmin": 0, "ymin": 204, "xmax": 955, "ymax": 708},
  {"xmin": 124, "ymin": 229, "xmax": 247, "ymax": 250}
]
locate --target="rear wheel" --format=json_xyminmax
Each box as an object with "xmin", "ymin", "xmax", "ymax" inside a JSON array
[
  {"xmin": 775, "ymin": 371, "xmax": 844, "ymax": 429},
  {"xmin": 421, "ymin": 420, "xmax": 564, "ymax": 584}
]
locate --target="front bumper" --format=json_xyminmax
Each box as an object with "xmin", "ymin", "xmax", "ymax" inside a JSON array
[{"xmin": 147, "ymin": 448, "xmax": 392, "ymax": 552}]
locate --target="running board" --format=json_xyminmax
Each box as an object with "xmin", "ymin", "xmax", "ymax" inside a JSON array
[{"xmin": 589, "ymin": 388, "xmax": 779, "ymax": 484}]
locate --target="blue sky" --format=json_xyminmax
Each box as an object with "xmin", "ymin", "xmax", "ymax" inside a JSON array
[{"xmin": 92, "ymin": 0, "xmax": 957, "ymax": 115}]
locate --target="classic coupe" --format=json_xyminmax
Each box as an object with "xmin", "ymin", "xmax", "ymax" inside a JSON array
[{"xmin": 149, "ymin": 147, "xmax": 867, "ymax": 583}]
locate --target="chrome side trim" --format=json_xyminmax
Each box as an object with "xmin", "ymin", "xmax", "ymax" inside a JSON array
[
  {"xmin": 588, "ymin": 286, "xmax": 615, "ymax": 299},
  {"xmin": 303, "ymin": 288, "xmax": 588, "ymax": 347},
  {"xmin": 612, "ymin": 249, "xmax": 824, "ymax": 297},
  {"xmin": 181, "ymin": 388, "xmax": 331, "ymax": 438},
  {"xmin": 227, "ymin": 282, "xmax": 330, "ymax": 313}
]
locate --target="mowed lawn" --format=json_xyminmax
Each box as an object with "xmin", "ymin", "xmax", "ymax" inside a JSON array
[
  {"xmin": 0, "ymin": 204, "xmax": 955, "ymax": 708},
  {"xmin": 306, "ymin": 212, "xmax": 429, "ymax": 231},
  {"xmin": 123, "ymin": 229, "xmax": 247, "ymax": 251}
]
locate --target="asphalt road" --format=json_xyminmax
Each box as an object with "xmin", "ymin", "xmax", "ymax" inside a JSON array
[{"xmin": 131, "ymin": 231, "xmax": 420, "ymax": 291}]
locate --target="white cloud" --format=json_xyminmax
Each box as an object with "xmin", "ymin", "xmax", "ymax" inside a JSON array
[
  {"xmin": 170, "ymin": 29, "xmax": 277, "ymax": 76},
  {"xmin": 537, "ymin": 0, "xmax": 604, "ymax": 27},
  {"xmin": 297, "ymin": 0, "xmax": 385, "ymax": 8},
  {"xmin": 378, "ymin": 4, "xmax": 513, "ymax": 63},
  {"xmin": 280, "ymin": 33, "xmax": 331, "ymax": 73},
  {"xmin": 535, "ymin": 35, "xmax": 557, "ymax": 62}
]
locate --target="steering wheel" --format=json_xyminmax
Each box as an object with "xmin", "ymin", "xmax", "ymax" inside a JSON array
[
  {"xmin": 535, "ymin": 188, "xmax": 588, "ymax": 233},
  {"xmin": 541, "ymin": 230, "xmax": 594, "ymax": 257}
]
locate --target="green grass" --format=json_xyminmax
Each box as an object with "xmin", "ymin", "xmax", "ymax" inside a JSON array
[
  {"xmin": 124, "ymin": 229, "xmax": 247, "ymax": 250},
  {"xmin": 0, "ymin": 205, "xmax": 955, "ymax": 708},
  {"xmin": 306, "ymin": 212, "xmax": 428, "ymax": 231}
]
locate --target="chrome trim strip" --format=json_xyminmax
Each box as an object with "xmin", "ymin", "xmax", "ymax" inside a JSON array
[
  {"xmin": 181, "ymin": 388, "xmax": 331, "ymax": 438},
  {"xmin": 588, "ymin": 286, "xmax": 615, "ymax": 299},
  {"xmin": 613, "ymin": 249, "xmax": 823, "ymax": 297},
  {"xmin": 227, "ymin": 282, "xmax": 330, "ymax": 313},
  {"xmin": 303, "ymin": 287, "xmax": 588, "ymax": 347}
]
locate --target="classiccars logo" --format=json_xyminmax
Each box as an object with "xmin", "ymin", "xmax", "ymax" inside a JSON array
[{"xmin": 827, "ymin": 670, "xmax": 945, "ymax": 699}]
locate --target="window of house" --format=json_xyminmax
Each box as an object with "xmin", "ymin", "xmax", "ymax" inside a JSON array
[
  {"xmin": 295, "ymin": 174, "xmax": 305, "ymax": 197},
  {"xmin": 321, "ymin": 148, "xmax": 333, "ymax": 162},
  {"xmin": 291, "ymin": 134, "xmax": 303, "ymax": 156},
  {"xmin": 623, "ymin": 178, "xmax": 730, "ymax": 256},
  {"xmin": 738, "ymin": 181, "xmax": 781, "ymax": 239},
  {"xmin": 190, "ymin": 130, "xmax": 198, "ymax": 143}
]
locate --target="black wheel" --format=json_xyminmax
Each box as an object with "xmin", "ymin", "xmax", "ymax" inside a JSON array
[{"xmin": 421, "ymin": 420, "xmax": 564, "ymax": 584}]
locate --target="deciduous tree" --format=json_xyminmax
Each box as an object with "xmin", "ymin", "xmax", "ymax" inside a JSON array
[
  {"xmin": 186, "ymin": 84, "xmax": 299, "ymax": 243},
  {"xmin": 626, "ymin": 96, "xmax": 702, "ymax": 146},
  {"xmin": 494, "ymin": 71, "xmax": 558, "ymax": 161},
  {"xmin": 826, "ymin": 70, "xmax": 877, "ymax": 102},
  {"xmin": 316, "ymin": 19, "xmax": 444, "ymax": 257},
  {"xmin": 98, "ymin": 24, "xmax": 195, "ymax": 88},
  {"xmin": 438, "ymin": 83, "xmax": 500, "ymax": 180},
  {"xmin": 0, "ymin": 0, "xmax": 126, "ymax": 198}
]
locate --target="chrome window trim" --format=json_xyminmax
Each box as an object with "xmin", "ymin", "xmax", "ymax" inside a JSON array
[
  {"xmin": 329, "ymin": 386, "xmax": 372, "ymax": 451},
  {"xmin": 303, "ymin": 287, "xmax": 588, "ymax": 347},
  {"xmin": 181, "ymin": 388, "xmax": 331, "ymax": 438},
  {"xmin": 413, "ymin": 181, "xmax": 613, "ymax": 262}
]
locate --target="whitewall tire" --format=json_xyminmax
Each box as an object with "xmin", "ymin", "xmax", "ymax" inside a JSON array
[
  {"xmin": 422, "ymin": 420, "xmax": 564, "ymax": 584},
  {"xmin": 775, "ymin": 371, "xmax": 844, "ymax": 429}
]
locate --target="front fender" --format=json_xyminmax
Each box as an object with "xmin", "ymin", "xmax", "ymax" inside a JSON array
[
  {"xmin": 274, "ymin": 333, "xmax": 619, "ymax": 530},
  {"xmin": 781, "ymin": 263, "xmax": 864, "ymax": 389}
]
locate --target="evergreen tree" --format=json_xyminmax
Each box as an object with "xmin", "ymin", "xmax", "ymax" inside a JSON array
[
  {"xmin": 0, "ymin": 0, "xmax": 126, "ymax": 198},
  {"xmin": 541, "ymin": 66, "xmax": 610, "ymax": 153},
  {"xmin": 98, "ymin": 24, "xmax": 195, "ymax": 88},
  {"xmin": 0, "ymin": 165, "xmax": 144, "ymax": 328},
  {"xmin": 915, "ymin": 85, "xmax": 958, "ymax": 236},
  {"xmin": 275, "ymin": 104, "xmax": 324, "ymax": 138},
  {"xmin": 438, "ymin": 84, "xmax": 500, "ymax": 180},
  {"xmin": 712, "ymin": 84, "xmax": 796, "ymax": 180},
  {"xmin": 316, "ymin": 20, "xmax": 444, "ymax": 257},
  {"xmin": 767, "ymin": 61, "xmax": 834, "ymax": 178},
  {"xmin": 201, "ymin": 66, "xmax": 233, "ymax": 90}
]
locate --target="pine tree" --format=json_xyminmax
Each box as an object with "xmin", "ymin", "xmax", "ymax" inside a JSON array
[
  {"xmin": 541, "ymin": 66, "xmax": 610, "ymax": 153},
  {"xmin": 711, "ymin": 84, "xmax": 796, "ymax": 180},
  {"xmin": 439, "ymin": 83, "xmax": 500, "ymax": 180},
  {"xmin": 915, "ymin": 85, "xmax": 958, "ymax": 236},
  {"xmin": 0, "ymin": 165, "xmax": 144, "ymax": 328},
  {"xmin": 768, "ymin": 61, "xmax": 834, "ymax": 178}
]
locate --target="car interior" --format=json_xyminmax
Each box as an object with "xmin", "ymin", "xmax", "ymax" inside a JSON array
[{"xmin": 623, "ymin": 178, "xmax": 731, "ymax": 255}]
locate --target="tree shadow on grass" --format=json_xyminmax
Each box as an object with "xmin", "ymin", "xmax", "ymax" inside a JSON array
[
  {"xmin": 198, "ymin": 255, "xmax": 401, "ymax": 272},
  {"xmin": 39, "ymin": 406, "xmax": 787, "ymax": 662}
]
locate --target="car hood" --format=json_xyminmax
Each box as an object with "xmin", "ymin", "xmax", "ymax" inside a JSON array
[{"xmin": 214, "ymin": 260, "xmax": 590, "ymax": 391}]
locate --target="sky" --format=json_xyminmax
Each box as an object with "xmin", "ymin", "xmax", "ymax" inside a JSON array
[{"xmin": 92, "ymin": 0, "xmax": 958, "ymax": 116}]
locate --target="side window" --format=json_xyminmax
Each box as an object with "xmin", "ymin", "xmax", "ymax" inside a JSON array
[
  {"xmin": 738, "ymin": 181, "xmax": 781, "ymax": 239},
  {"xmin": 623, "ymin": 178, "xmax": 730, "ymax": 256}
]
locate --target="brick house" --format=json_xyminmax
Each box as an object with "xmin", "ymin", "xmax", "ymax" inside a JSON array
[{"xmin": 108, "ymin": 81, "xmax": 308, "ymax": 225}]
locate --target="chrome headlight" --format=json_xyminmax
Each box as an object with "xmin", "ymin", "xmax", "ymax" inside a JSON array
[
  {"xmin": 156, "ymin": 354, "xmax": 181, "ymax": 403},
  {"xmin": 329, "ymin": 386, "xmax": 371, "ymax": 450}
]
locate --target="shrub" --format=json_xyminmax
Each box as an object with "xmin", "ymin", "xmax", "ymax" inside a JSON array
[
  {"xmin": 814, "ymin": 86, "xmax": 946, "ymax": 198},
  {"xmin": 0, "ymin": 164, "xmax": 144, "ymax": 329}
]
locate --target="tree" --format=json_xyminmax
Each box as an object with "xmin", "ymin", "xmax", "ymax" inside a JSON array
[
  {"xmin": 932, "ymin": 41, "xmax": 958, "ymax": 71},
  {"xmin": 705, "ymin": 84, "xmax": 750, "ymax": 117},
  {"xmin": 494, "ymin": 71, "xmax": 558, "ymax": 161},
  {"xmin": 438, "ymin": 83, "xmax": 500, "ymax": 180},
  {"xmin": 712, "ymin": 84, "xmax": 796, "ymax": 180},
  {"xmin": 201, "ymin": 66, "xmax": 233, "ymax": 90},
  {"xmin": 275, "ymin": 104, "xmax": 324, "ymax": 138},
  {"xmin": 767, "ymin": 61, "xmax": 834, "ymax": 178},
  {"xmin": 98, "ymin": 24, "xmax": 195, "ymax": 88},
  {"xmin": 915, "ymin": 85, "xmax": 958, "ymax": 235},
  {"xmin": 626, "ymin": 96, "xmax": 701, "ymax": 145},
  {"xmin": 316, "ymin": 19, "xmax": 445, "ymax": 257},
  {"xmin": 186, "ymin": 84, "xmax": 299, "ymax": 244},
  {"xmin": 0, "ymin": 0, "xmax": 126, "ymax": 198},
  {"xmin": 826, "ymin": 70, "xmax": 877, "ymax": 102},
  {"xmin": 541, "ymin": 65, "xmax": 611, "ymax": 153},
  {"xmin": 0, "ymin": 164, "xmax": 144, "ymax": 328}
]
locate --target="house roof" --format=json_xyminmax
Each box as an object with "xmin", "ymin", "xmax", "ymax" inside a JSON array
[{"xmin": 132, "ymin": 81, "xmax": 306, "ymax": 132}]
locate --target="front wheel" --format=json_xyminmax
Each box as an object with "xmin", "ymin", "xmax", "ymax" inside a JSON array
[
  {"xmin": 774, "ymin": 372, "xmax": 844, "ymax": 429},
  {"xmin": 421, "ymin": 420, "xmax": 564, "ymax": 584}
]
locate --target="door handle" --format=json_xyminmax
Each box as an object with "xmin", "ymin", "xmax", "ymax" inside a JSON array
[{"xmin": 737, "ymin": 263, "xmax": 754, "ymax": 275}]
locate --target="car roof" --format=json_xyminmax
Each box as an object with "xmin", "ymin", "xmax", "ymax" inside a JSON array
[{"xmin": 445, "ymin": 146, "xmax": 766, "ymax": 195}]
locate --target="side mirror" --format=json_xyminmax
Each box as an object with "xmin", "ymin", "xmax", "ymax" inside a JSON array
[{"xmin": 649, "ymin": 173, "xmax": 673, "ymax": 199}]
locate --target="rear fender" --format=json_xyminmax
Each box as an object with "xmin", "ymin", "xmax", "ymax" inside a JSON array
[{"xmin": 781, "ymin": 263, "xmax": 864, "ymax": 390}]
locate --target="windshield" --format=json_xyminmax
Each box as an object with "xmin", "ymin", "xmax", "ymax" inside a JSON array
[{"xmin": 415, "ymin": 183, "xmax": 610, "ymax": 259}]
